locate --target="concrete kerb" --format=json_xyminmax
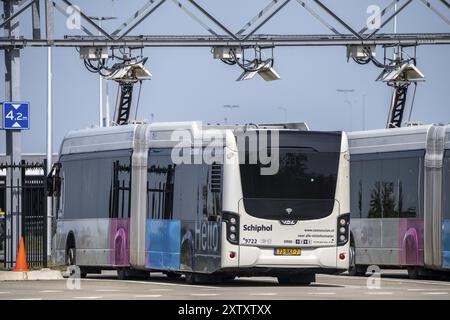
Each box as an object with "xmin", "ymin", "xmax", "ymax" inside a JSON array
[{"xmin": 0, "ymin": 268, "xmax": 63, "ymax": 281}]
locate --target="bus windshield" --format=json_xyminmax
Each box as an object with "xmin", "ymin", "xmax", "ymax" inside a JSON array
[{"xmin": 239, "ymin": 131, "xmax": 341, "ymax": 220}]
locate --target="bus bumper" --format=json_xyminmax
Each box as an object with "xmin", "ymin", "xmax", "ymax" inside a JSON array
[{"xmin": 238, "ymin": 245, "xmax": 349, "ymax": 270}]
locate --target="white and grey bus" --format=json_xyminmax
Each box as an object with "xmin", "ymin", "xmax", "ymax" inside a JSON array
[
  {"xmin": 50, "ymin": 121, "xmax": 350, "ymax": 284},
  {"xmin": 348, "ymin": 124, "xmax": 450, "ymax": 278}
]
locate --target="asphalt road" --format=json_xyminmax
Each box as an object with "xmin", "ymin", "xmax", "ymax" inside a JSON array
[{"xmin": 1, "ymin": 270, "xmax": 450, "ymax": 300}]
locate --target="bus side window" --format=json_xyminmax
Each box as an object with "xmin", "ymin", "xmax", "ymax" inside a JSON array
[
  {"xmin": 147, "ymin": 150, "xmax": 175, "ymax": 220},
  {"xmin": 172, "ymin": 163, "xmax": 200, "ymax": 222},
  {"xmin": 111, "ymin": 159, "xmax": 132, "ymax": 219}
]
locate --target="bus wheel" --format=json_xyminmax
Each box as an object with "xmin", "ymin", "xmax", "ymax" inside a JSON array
[
  {"xmin": 79, "ymin": 268, "xmax": 87, "ymax": 279},
  {"xmin": 117, "ymin": 268, "xmax": 130, "ymax": 280},
  {"xmin": 219, "ymin": 275, "xmax": 236, "ymax": 282},
  {"xmin": 348, "ymin": 242, "xmax": 357, "ymax": 275},
  {"xmin": 278, "ymin": 274, "xmax": 315, "ymax": 286},
  {"xmin": 185, "ymin": 273, "xmax": 212, "ymax": 284},
  {"xmin": 348, "ymin": 238, "xmax": 366, "ymax": 276},
  {"xmin": 66, "ymin": 248, "xmax": 87, "ymax": 278},
  {"xmin": 407, "ymin": 266, "xmax": 421, "ymax": 279},
  {"xmin": 66, "ymin": 247, "xmax": 76, "ymax": 266},
  {"xmin": 165, "ymin": 271, "xmax": 182, "ymax": 279},
  {"xmin": 184, "ymin": 273, "xmax": 198, "ymax": 284}
]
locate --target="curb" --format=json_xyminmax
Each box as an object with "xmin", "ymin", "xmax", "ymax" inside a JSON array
[{"xmin": 0, "ymin": 269, "xmax": 64, "ymax": 281}]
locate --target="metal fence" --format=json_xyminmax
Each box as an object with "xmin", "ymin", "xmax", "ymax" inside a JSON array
[{"xmin": 0, "ymin": 160, "xmax": 47, "ymax": 269}]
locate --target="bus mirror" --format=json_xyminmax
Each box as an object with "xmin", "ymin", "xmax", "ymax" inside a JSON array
[
  {"xmin": 47, "ymin": 163, "xmax": 61, "ymax": 197},
  {"xmin": 46, "ymin": 175, "xmax": 54, "ymax": 196},
  {"xmin": 47, "ymin": 175, "xmax": 61, "ymax": 197}
]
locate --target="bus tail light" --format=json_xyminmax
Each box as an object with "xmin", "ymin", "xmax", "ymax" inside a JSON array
[
  {"xmin": 337, "ymin": 214, "xmax": 350, "ymax": 246},
  {"xmin": 223, "ymin": 212, "xmax": 239, "ymax": 245}
]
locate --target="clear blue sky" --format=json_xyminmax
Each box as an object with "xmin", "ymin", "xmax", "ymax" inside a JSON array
[{"xmin": 1, "ymin": 0, "xmax": 449, "ymax": 153}]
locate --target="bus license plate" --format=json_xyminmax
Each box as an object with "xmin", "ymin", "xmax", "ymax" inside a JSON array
[{"xmin": 274, "ymin": 248, "xmax": 301, "ymax": 256}]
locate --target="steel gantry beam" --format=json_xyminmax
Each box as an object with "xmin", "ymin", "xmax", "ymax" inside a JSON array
[
  {"xmin": 1, "ymin": 33, "xmax": 450, "ymax": 48},
  {"xmin": 0, "ymin": 0, "xmax": 449, "ymax": 48}
]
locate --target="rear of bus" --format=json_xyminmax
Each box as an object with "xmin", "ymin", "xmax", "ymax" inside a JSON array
[{"xmin": 220, "ymin": 129, "xmax": 349, "ymax": 284}]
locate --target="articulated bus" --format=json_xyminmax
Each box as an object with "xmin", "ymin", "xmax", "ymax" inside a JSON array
[
  {"xmin": 50, "ymin": 121, "xmax": 350, "ymax": 285},
  {"xmin": 347, "ymin": 124, "xmax": 450, "ymax": 278}
]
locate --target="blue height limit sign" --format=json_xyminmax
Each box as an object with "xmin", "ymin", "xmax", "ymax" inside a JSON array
[{"xmin": 2, "ymin": 102, "xmax": 30, "ymax": 130}]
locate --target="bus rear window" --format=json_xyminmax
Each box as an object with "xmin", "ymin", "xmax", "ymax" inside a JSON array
[{"xmin": 239, "ymin": 131, "xmax": 341, "ymax": 220}]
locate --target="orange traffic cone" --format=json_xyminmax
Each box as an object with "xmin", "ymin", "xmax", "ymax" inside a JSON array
[{"xmin": 13, "ymin": 237, "xmax": 28, "ymax": 272}]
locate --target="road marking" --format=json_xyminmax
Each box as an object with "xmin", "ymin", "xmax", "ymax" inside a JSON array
[
  {"xmin": 190, "ymin": 293, "xmax": 219, "ymax": 296},
  {"xmin": 39, "ymin": 290, "xmax": 63, "ymax": 293},
  {"xmin": 407, "ymin": 288, "xmax": 427, "ymax": 291},
  {"xmin": 365, "ymin": 291, "xmax": 393, "ymax": 295},
  {"xmin": 421, "ymin": 292, "xmax": 449, "ymax": 295},
  {"xmin": 407, "ymin": 288, "xmax": 450, "ymax": 292},
  {"xmin": 308, "ymin": 292, "xmax": 337, "ymax": 295},
  {"xmin": 0, "ymin": 292, "xmax": 11, "ymax": 294},
  {"xmin": 328, "ymin": 274, "xmax": 450, "ymax": 287},
  {"xmin": 199, "ymin": 288, "xmax": 224, "ymax": 291},
  {"xmin": 95, "ymin": 289, "xmax": 121, "ymax": 292},
  {"xmin": 85, "ymin": 278, "xmax": 219, "ymax": 289},
  {"xmin": 250, "ymin": 293, "xmax": 278, "ymax": 296},
  {"xmin": 148, "ymin": 288, "xmax": 173, "ymax": 292},
  {"xmin": 134, "ymin": 294, "xmax": 162, "ymax": 298},
  {"xmin": 408, "ymin": 280, "xmax": 450, "ymax": 287},
  {"xmin": 74, "ymin": 296, "xmax": 103, "ymax": 299},
  {"xmin": 314, "ymin": 282, "xmax": 362, "ymax": 289},
  {"xmin": 134, "ymin": 281, "xmax": 219, "ymax": 289},
  {"xmin": 15, "ymin": 298, "xmax": 43, "ymax": 300}
]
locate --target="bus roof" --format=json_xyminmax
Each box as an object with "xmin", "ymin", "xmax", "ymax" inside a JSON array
[
  {"xmin": 59, "ymin": 121, "xmax": 311, "ymax": 156},
  {"xmin": 347, "ymin": 125, "xmax": 433, "ymax": 155},
  {"xmin": 60, "ymin": 124, "xmax": 139, "ymax": 156}
]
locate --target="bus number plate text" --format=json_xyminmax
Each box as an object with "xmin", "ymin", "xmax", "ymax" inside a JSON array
[{"xmin": 274, "ymin": 248, "xmax": 301, "ymax": 256}]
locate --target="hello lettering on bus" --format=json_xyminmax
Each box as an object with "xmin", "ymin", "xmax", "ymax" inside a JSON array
[{"xmin": 194, "ymin": 221, "xmax": 219, "ymax": 253}]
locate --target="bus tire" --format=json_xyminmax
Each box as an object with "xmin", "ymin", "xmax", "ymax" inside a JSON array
[
  {"xmin": 219, "ymin": 275, "xmax": 236, "ymax": 282},
  {"xmin": 117, "ymin": 268, "xmax": 130, "ymax": 280},
  {"xmin": 184, "ymin": 273, "xmax": 198, "ymax": 284},
  {"xmin": 66, "ymin": 233, "xmax": 76, "ymax": 266},
  {"xmin": 348, "ymin": 235, "xmax": 361, "ymax": 276},
  {"xmin": 79, "ymin": 268, "xmax": 87, "ymax": 279},
  {"xmin": 66, "ymin": 244, "xmax": 87, "ymax": 278},
  {"xmin": 407, "ymin": 266, "xmax": 421, "ymax": 279},
  {"xmin": 66, "ymin": 247, "xmax": 76, "ymax": 266}
]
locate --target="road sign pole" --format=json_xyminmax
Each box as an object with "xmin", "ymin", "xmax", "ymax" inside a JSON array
[
  {"xmin": 3, "ymin": 0, "xmax": 22, "ymax": 269},
  {"xmin": 46, "ymin": 46, "xmax": 53, "ymax": 258}
]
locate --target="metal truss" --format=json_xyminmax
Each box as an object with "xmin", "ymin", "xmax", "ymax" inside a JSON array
[
  {"xmin": 387, "ymin": 83, "xmax": 410, "ymax": 128},
  {"xmin": 0, "ymin": 0, "xmax": 449, "ymax": 48}
]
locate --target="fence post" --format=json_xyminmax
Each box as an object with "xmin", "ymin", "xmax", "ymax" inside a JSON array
[
  {"xmin": 20, "ymin": 160, "xmax": 25, "ymax": 240},
  {"xmin": 43, "ymin": 159, "xmax": 48, "ymax": 268}
]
